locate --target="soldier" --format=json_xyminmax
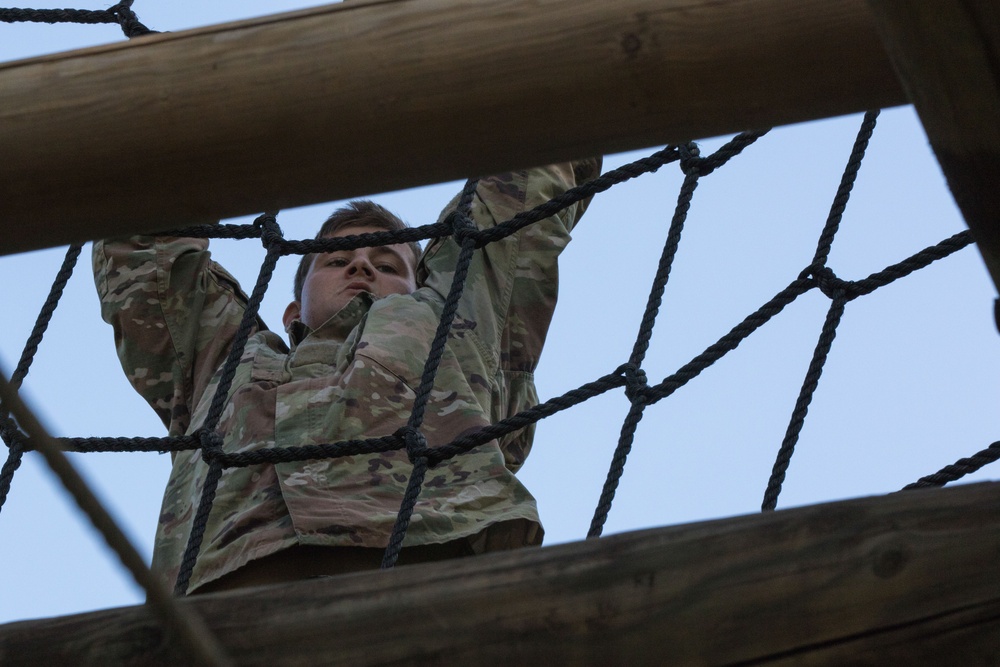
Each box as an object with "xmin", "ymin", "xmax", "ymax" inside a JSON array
[{"xmin": 94, "ymin": 159, "xmax": 601, "ymax": 593}]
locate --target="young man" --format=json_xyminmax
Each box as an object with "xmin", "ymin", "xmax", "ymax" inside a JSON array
[{"xmin": 94, "ymin": 159, "xmax": 601, "ymax": 593}]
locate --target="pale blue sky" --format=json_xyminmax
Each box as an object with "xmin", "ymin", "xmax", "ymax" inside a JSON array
[{"xmin": 1, "ymin": 1, "xmax": 997, "ymax": 625}]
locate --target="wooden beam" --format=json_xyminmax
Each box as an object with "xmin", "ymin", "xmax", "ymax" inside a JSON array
[
  {"xmin": 0, "ymin": 0, "xmax": 904, "ymax": 255},
  {"xmin": 866, "ymin": 0, "xmax": 1000, "ymax": 295},
  {"xmin": 1, "ymin": 482, "xmax": 999, "ymax": 665}
]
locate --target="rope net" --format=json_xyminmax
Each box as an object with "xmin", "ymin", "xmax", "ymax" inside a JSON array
[{"xmin": 2, "ymin": 0, "xmax": 997, "ymax": 639}]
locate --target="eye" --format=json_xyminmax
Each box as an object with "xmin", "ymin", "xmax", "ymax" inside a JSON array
[
  {"xmin": 326, "ymin": 257, "xmax": 348, "ymax": 267},
  {"xmin": 377, "ymin": 264, "xmax": 398, "ymax": 274}
]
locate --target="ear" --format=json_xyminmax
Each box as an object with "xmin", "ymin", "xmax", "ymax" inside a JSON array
[{"xmin": 283, "ymin": 301, "xmax": 302, "ymax": 331}]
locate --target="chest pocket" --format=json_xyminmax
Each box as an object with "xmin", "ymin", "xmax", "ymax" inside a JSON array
[
  {"xmin": 215, "ymin": 335, "xmax": 289, "ymax": 451},
  {"xmin": 250, "ymin": 333, "xmax": 292, "ymax": 383},
  {"xmin": 354, "ymin": 296, "xmax": 440, "ymax": 387}
]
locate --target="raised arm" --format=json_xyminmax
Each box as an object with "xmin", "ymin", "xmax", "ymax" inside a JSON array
[
  {"xmin": 419, "ymin": 159, "xmax": 601, "ymax": 368},
  {"xmin": 416, "ymin": 158, "xmax": 602, "ymax": 464},
  {"xmin": 93, "ymin": 236, "xmax": 259, "ymax": 436}
]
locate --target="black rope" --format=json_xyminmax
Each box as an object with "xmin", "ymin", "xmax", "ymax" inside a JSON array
[
  {"xmin": 760, "ymin": 111, "xmax": 877, "ymax": 511},
  {"xmin": 174, "ymin": 214, "xmax": 283, "ymax": 594},
  {"xmin": 0, "ymin": 244, "xmax": 83, "ymax": 514},
  {"xmin": 0, "ymin": 6, "xmax": 119, "ymax": 24},
  {"xmin": 431, "ymin": 368, "xmax": 630, "ymax": 463},
  {"xmin": 201, "ymin": 214, "xmax": 283, "ymax": 434},
  {"xmin": 174, "ymin": 458, "xmax": 224, "ymax": 596},
  {"xmin": 381, "ymin": 440, "xmax": 429, "ymax": 569},
  {"xmin": 110, "ymin": 0, "xmax": 153, "ymax": 38},
  {"xmin": 761, "ymin": 296, "xmax": 847, "ymax": 511},
  {"xmin": 838, "ymin": 230, "xmax": 974, "ymax": 299},
  {"xmin": 56, "ymin": 434, "xmax": 202, "ymax": 453},
  {"xmin": 0, "ymin": 2, "xmax": 155, "ymax": 37},
  {"xmin": 586, "ymin": 133, "xmax": 771, "ymax": 537},
  {"xmin": 8, "ymin": 247, "xmax": 83, "ymax": 392},
  {"xmin": 381, "ymin": 179, "xmax": 480, "ymax": 569},
  {"xmin": 646, "ymin": 278, "xmax": 814, "ymax": 404},
  {"xmin": 902, "ymin": 441, "xmax": 1000, "ymax": 490},
  {"xmin": 397, "ymin": 182, "xmax": 481, "ymax": 434},
  {"xmin": 587, "ymin": 143, "xmax": 704, "ymax": 538},
  {"xmin": 808, "ymin": 111, "xmax": 880, "ymax": 269}
]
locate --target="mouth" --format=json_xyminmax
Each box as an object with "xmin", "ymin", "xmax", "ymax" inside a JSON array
[{"xmin": 344, "ymin": 282, "xmax": 372, "ymax": 292}]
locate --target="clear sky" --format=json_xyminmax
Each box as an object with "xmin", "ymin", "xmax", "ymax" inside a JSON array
[{"xmin": 1, "ymin": 1, "xmax": 997, "ymax": 626}]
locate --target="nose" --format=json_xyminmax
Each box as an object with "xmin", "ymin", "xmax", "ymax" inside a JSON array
[{"xmin": 346, "ymin": 254, "xmax": 375, "ymax": 278}]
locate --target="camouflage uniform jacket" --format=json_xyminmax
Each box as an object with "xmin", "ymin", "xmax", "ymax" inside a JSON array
[{"xmin": 94, "ymin": 159, "xmax": 601, "ymax": 592}]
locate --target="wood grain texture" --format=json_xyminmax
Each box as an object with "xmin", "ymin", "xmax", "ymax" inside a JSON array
[
  {"xmin": 867, "ymin": 0, "xmax": 1000, "ymax": 294},
  {"xmin": 1, "ymin": 482, "xmax": 998, "ymax": 665},
  {"xmin": 0, "ymin": 0, "xmax": 904, "ymax": 255}
]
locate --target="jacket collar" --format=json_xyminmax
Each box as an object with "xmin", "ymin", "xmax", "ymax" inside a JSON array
[{"xmin": 287, "ymin": 291, "xmax": 373, "ymax": 348}]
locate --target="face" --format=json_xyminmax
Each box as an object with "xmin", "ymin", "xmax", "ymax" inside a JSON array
[{"xmin": 284, "ymin": 225, "xmax": 418, "ymax": 331}]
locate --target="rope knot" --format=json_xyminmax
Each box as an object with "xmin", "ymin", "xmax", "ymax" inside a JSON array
[
  {"xmin": 198, "ymin": 430, "xmax": 225, "ymax": 460},
  {"xmin": 801, "ymin": 264, "xmax": 851, "ymax": 300},
  {"xmin": 255, "ymin": 212, "xmax": 284, "ymax": 249},
  {"xmin": 679, "ymin": 142, "xmax": 703, "ymax": 176},
  {"xmin": 111, "ymin": 1, "xmax": 154, "ymax": 38},
  {"xmin": 395, "ymin": 426, "xmax": 431, "ymax": 464},
  {"xmin": 445, "ymin": 210, "xmax": 480, "ymax": 247},
  {"xmin": 622, "ymin": 363, "xmax": 650, "ymax": 405},
  {"xmin": 0, "ymin": 415, "xmax": 28, "ymax": 450}
]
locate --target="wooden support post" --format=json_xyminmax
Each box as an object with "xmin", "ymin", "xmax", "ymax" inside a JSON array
[
  {"xmin": 867, "ymin": 0, "xmax": 1000, "ymax": 296},
  {"xmin": 0, "ymin": 0, "xmax": 904, "ymax": 255},
  {"xmin": 1, "ymin": 482, "xmax": 999, "ymax": 664}
]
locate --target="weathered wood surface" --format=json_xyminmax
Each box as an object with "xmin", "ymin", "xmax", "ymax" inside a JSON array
[
  {"xmin": 0, "ymin": 0, "xmax": 905, "ymax": 255},
  {"xmin": 1, "ymin": 481, "xmax": 999, "ymax": 666},
  {"xmin": 867, "ymin": 0, "xmax": 1000, "ymax": 295}
]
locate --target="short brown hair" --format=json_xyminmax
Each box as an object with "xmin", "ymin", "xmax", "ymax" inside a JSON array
[{"xmin": 292, "ymin": 200, "xmax": 422, "ymax": 302}]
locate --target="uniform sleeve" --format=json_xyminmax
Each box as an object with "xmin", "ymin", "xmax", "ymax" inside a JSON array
[
  {"xmin": 416, "ymin": 157, "xmax": 602, "ymax": 466},
  {"xmin": 93, "ymin": 236, "xmax": 256, "ymax": 436},
  {"xmin": 418, "ymin": 158, "xmax": 601, "ymax": 370}
]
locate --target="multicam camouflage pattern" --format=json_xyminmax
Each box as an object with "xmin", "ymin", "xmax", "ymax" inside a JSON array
[{"xmin": 93, "ymin": 159, "xmax": 602, "ymax": 592}]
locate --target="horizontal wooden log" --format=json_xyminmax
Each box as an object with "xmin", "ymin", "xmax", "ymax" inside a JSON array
[
  {"xmin": 2, "ymin": 481, "xmax": 999, "ymax": 665},
  {"xmin": 0, "ymin": 0, "xmax": 905, "ymax": 255},
  {"xmin": 866, "ymin": 0, "xmax": 1000, "ymax": 295}
]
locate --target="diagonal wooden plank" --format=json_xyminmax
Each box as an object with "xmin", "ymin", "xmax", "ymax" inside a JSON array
[{"xmin": 867, "ymin": 0, "xmax": 1000, "ymax": 297}]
